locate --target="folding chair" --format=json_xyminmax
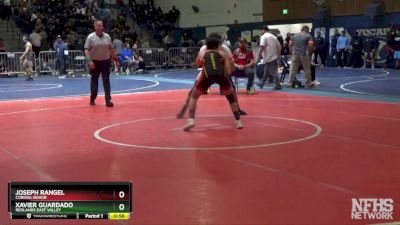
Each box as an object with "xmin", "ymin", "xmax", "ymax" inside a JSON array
[{"xmin": 279, "ymin": 56, "xmax": 290, "ymax": 83}]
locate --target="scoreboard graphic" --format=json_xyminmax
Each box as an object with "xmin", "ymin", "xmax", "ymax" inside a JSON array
[{"xmin": 8, "ymin": 182, "xmax": 132, "ymax": 220}]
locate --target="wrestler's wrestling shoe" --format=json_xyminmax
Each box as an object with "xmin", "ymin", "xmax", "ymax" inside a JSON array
[
  {"xmin": 183, "ymin": 118, "xmax": 195, "ymax": 131},
  {"xmin": 235, "ymin": 119, "xmax": 244, "ymax": 129}
]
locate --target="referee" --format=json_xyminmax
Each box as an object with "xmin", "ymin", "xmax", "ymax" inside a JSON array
[{"xmin": 84, "ymin": 20, "xmax": 119, "ymax": 107}]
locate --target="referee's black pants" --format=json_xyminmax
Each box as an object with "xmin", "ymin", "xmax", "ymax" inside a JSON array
[{"xmin": 90, "ymin": 60, "xmax": 111, "ymax": 101}]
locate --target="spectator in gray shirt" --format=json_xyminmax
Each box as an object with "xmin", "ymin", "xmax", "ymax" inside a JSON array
[
  {"xmin": 113, "ymin": 36, "xmax": 124, "ymax": 71},
  {"xmin": 288, "ymin": 25, "xmax": 315, "ymax": 87}
]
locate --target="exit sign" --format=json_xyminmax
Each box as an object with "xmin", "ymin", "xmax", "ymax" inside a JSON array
[{"xmin": 283, "ymin": 9, "xmax": 288, "ymax": 15}]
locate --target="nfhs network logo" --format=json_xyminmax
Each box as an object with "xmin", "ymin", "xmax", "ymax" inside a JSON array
[{"xmin": 351, "ymin": 198, "xmax": 394, "ymax": 220}]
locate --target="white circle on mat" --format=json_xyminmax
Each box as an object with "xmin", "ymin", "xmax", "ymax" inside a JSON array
[
  {"xmin": 0, "ymin": 84, "xmax": 62, "ymax": 92},
  {"xmin": 94, "ymin": 115, "xmax": 322, "ymax": 150}
]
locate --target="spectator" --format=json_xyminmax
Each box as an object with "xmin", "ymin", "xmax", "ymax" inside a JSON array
[
  {"xmin": 232, "ymin": 37, "xmax": 255, "ymax": 94},
  {"xmin": 232, "ymin": 36, "xmax": 243, "ymax": 50},
  {"xmin": 386, "ymin": 35, "xmax": 395, "ymax": 69},
  {"xmin": 120, "ymin": 43, "xmax": 139, "ymax": 74},
  {"xmin": 53, "ymin": 35, "xmax": 68, "ymax": 78},
  {"xmin": 142, "ymin": 39, "xmax": 150, "ymax": 48},
  {"xmin": 187, "ymin": 38, "xmax": 195, "ymax": 47},
  {"xmin": 30, "ymin": 29, "xmax": 42, "ymax": 57},
  {"xmin": 314, "ymin": 31, "xmax": 326, "ymax": 67},
  {"xmin": 281, "ymin": 33, "xmax": 292, "ymax": 57},
  {"xmin": 113, "ymin": 36, "xmax": 124, "ymax": 71},
  {"xmin": 116, "ymin": 0, "xmax": 124, "ymax": 6},
  {"xmin": 30, "ymin": 12, "xmax": 38, "ymax": 25},
  {"xmin": 387, "ymin": 27, "xmax": 400, "ymax": 69},
  {"xmin": 169, "ymin": 5, "xmax": 180, "ymax": 26},
  {"xmin": 113, "ymin": 36, "xmax": 124, "ymax": 57},
  {"xmin": 336, "ymin": 30, "xmax": 350, "ymax": 68},
  {"xmin": 163, "ymin": 32, "xmax": 175, "ymax": 49},
  {"xmin": 348, "ymin": 31, "xmax": 363, "ymax": 68},
  {"xmin": 156, "ymin": 6, "xmax": 163, "ymax": 18},
  {"xmin": 129, "ymin": 29, "xmax": 138, "ymax": 45},
  {"xmin": 276, "ymin": 31, "xmax": 284, "ymax": 47},
  {"xmin": 0, "ymin": 59, "xmax": 5, "ymax": 74},
  {"xmin": 393, "ymin": 35, "xmax": 400, "ymax": 70},
  {"xmin": 330, "ymin": 29, "xmax": 340, "ymax": 65},
  {"xmin": 222, "ymin": 31, "xmax": 232, "ymax": 49},
  {"xmin": 34, "ymin": 19, "xmax": 45, "ymax": 33},
  {"xmin": 257, "ymin": 25, "xmax": 282, "ymax": 90},
  {"xmin": 66, "ymin": 28, "xmax": 78, "ymax": 50},
  {"xmin": 132, "ymin": 43, "xmax": 145, "ymax": 71},
  {"xmin": 117, "ymin": 14, "xmax": 125, "ymax": 27},
  {"xmin": 251, "ymin": 36, "xmax": 259, "ymax": 50},
  {"xmin": 362, "ymin": 35, "xmax": 378, "ymax": 69},
  {"xmin": 38, "ymin": 28, "xmax": 48, "ymax": 50},
  {"xmin": 1, "ymin": 0, "xmax": 12, "ymax": 22},
  {"xmin": 46, "ymin": 16, "xmax": 56, "ymax": 33},
  {"xmin": 0, "ymin": 38, "xmax": 6, "ymax": 52},
  {"xmin": 288, "ymin": 25, "xmax": 314, "ymax": 87}
]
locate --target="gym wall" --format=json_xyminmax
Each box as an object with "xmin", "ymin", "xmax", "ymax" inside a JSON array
[
  {"xmin": 153, "ymin": 0, "xmax": 263, "ymax": 28},
  {"xmin": 263, "ymin": 0, "xmax": 400, "ymax": 21}
]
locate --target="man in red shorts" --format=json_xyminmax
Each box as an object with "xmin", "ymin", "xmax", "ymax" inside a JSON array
[{"xmin": 182, "ymin": 33, "xmax": 244, "ymax": 131}]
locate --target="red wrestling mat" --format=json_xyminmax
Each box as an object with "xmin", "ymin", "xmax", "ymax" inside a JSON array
[{"xmin": 1, "ymin": 90, "xmax": 400, "ymax": 225}]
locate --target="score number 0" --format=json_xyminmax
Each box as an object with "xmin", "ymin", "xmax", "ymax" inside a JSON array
[{"xmin": 118, "ymin": 191, "xmax": 125, "ymax": 211}]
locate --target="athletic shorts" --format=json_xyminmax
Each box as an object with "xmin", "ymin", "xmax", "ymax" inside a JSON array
[
  {"xmin": 23, "ymin": 60, "xmax": 33, "ymax": 70},
  {"xmin": 195, "ymin": 72, "xmax": 233, "ymax": 93}
]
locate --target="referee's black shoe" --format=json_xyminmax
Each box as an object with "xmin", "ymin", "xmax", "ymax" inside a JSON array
[
  {"xmin": 90, "ymin": 99, "xmax": 95, "ymax": 106},
  {"xmin": 106, "ymin": 100, "xmax": 114, "ymax": 107}
]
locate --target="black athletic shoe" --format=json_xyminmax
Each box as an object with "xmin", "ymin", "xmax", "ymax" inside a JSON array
[
  {"xmin": 176, "ymin": 106, "xmax": 187, "ymax": 119},
  {"xmin": 26, "ymin": 77, "xmax": 34, "ymax": 81},
  {"xmin": 106, "ymin": 101, "xmax": 114, "ymax": 107},
  {"xmin": 239, "ymin": 109, "xmax": 247, "ymax": 115},
  {"xmin": 176, "ymin": 113, "xmax": 184, "ymax": 119}
]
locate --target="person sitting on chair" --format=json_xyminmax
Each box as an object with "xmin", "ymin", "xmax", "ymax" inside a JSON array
[
  {"xmin": 231, "ymin": 37, "xmax": 255, "ymax": 94},
  {"xmin": 120, "ymin": 43, "xmax": 143, "ymax": 74},
  {"xmin": 132, "ymin": 43, "xmax": 146, "ymax": 73}
]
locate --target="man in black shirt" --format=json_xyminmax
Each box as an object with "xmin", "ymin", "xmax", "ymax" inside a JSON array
[
  {"xmin": 329, "ymin": 29, "xmax": 340, "ymax": 67},
  {"xmin": 348, "ymin": 31, "xmax": 363, "ymax": 68},
  {"xmin": 362, "ymin": 36, "xmax": 378, "ymax": 69},
  {"xmin": 314, "ymin": 31, "xmax": 326, "ymax": 67}
]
